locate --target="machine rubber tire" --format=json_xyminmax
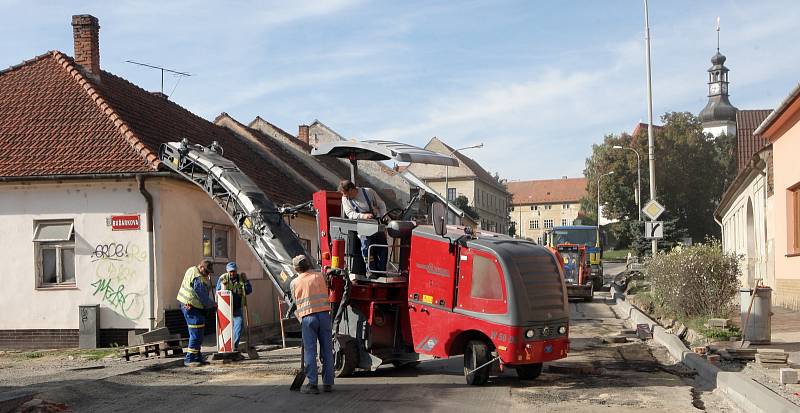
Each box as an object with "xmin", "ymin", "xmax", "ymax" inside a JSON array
[
  {"xmin": 464, "ymin": 340, "xmax": 491, "ymax": 385},
  {"xmin": 592, "ymin": 277, "xmax": 604, "ymax": 292},
  {"xmin": 515, "ymin": 363, "xmax": 543, "ymax": 380},
  {"xmin": 334, "ymin": 339, "xmax": 359, "ymax": 377}
]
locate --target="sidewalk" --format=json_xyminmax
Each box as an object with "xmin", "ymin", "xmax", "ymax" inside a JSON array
[{"xmin": 726, "ymin": 304, "xmax": 800, "ymax": 405}]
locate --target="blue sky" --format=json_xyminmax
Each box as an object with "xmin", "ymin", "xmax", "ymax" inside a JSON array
[{"xmin": 2, "ymin": 0, "xmax": 798, "ymax": 180}]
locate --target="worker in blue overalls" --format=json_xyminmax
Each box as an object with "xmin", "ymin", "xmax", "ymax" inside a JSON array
[
  {"xmin": 339, "ymin": 179, "xmax": 388, "ymax": 274},
  {"xmin": 177, "ymin": 259, "xmax": 216, "ymax": 367},
  {"xmin": 216, "ymin": 262, "xmax": 252, "ymax": 350}
]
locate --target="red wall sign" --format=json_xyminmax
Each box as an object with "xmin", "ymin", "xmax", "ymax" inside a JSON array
[{"xmin": 111, "ymin": 214, "xmax": 141, "ymax": 231}]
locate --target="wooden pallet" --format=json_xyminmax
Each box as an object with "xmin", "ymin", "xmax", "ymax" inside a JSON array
[{"xmin": 123, "ymin": 338, "xmax": 187, "ymax": 361}]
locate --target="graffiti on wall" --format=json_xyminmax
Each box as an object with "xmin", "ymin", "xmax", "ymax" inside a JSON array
[
  {"xmin": 91, "ymin": 277, "xmax": 145, "ymax": 320},
  {"xmin": 90, "ymin": 240, "xmax": 147, "ymax": 320}
]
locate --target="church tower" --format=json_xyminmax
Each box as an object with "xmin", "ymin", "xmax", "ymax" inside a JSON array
[{"xmin": 699, "ymin": 19, "xmax": 738, "ymax": 137}]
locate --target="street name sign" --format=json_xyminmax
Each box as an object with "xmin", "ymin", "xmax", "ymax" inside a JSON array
[
  {"xmin": 645, "ymin": 221, "xmax": 664, "ymax": 239},
  {"xmin": 642, "ymin": 200, "xmax": 665, "ymax": 221}
]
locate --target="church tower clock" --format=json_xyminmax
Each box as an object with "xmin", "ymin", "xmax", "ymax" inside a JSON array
[{"xmin": 699, "ymin": 21, "xmax": 738, "ymax": 137}]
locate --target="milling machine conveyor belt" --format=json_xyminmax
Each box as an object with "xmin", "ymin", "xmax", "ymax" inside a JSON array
[{"xmin": 159, "ymin": 139, "xmax": 316, "ymax": 301}]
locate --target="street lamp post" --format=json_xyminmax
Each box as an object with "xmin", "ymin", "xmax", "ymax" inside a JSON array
[
  {"xmin": 444, "ymin": 143, "xmax": 483, "ymax": 224},
  {"xmin": 643, "ymin": 0, "xmax": 658, "ymax": 255},
  {"xmin": 597, "ymin": 171, "xmax": 614, "ymax": 247},
  {"xmin": 612, "ymin": 145, "xmax": 642, "ymax": 221}
]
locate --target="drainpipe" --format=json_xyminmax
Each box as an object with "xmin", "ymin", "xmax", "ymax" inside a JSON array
[
  {"xmin": 137, "ymin": 175, "xmax": 157, "ymax": 331},
  {"xmin": 758, "ymin": 156, "xmax": 769, "ymax": 285}
]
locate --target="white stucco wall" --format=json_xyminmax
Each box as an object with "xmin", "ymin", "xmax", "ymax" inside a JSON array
[
  {"xmin": 719, "ymin": 170, "xmax": 773, "ymax": 289},
  {"xmin": 0, "ymin": 179, "xmax": 150, "ymax": 330},
  {"xmin": 0, "ymin": 177, "xmax": 321, "ymax": 332}
]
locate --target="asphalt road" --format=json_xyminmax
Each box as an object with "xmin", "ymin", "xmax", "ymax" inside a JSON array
[
  {"xmin": 603, "ymin": 260, "xmax": 628, "ymax": 285},
  {"xmin": 28, "ymin": 293, "xmax": 736, "ymax": 413}
]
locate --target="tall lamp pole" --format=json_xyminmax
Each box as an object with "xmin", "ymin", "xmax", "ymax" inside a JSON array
[
  {"xmin": 643, "ymin": 0, "xmax": 658, "ymax": 255},
  {"xmin": 597, "ymin": 171, "xmax": 615, "ymax": 247},
  {"xmin": 612, "ymin": 145, "xmax": 642, "ymax": 221},
  {"xmin": 444, "ymin": 143, "xmax": 484, "ymax": 223}
]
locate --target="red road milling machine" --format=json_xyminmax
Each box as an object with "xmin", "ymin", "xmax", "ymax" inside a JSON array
[{"xmin": 160, "ymin": 138, "xmax": 570, "ymax": 385}]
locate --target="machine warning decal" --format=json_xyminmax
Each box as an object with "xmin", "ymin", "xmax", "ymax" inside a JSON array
[
  {"xmin": 422, "ymin": 338, "xmax": 437, "ymax": 351},
  {"xmin": 422, "ymin": 294, "xmax": 434, "ymax": 304},
  {"xmin": 415, "ymin": 263, "xmax": 450, "ymax": 277},
  {"xmin": 414, "ymin": 336, "xmax": 438, "ymax": 352}
]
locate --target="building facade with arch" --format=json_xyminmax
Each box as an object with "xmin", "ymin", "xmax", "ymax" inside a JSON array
[{"xmin": 715, "ymin": 145, "xmax": 774, "ymax": 290}]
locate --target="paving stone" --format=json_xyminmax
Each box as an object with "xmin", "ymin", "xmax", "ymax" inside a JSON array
[
  {"xmin": 706, "ymin": 318, "xmax": 730, "ymax": 328},
  {"xmin": 780, "ymin": 368, "xmax": 798, "ymax": 385},
  {"xmin": 675, "ymin": 324, "xmax": 688, "ymax": 338}
]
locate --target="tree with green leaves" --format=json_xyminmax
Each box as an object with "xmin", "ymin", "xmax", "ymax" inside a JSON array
[
  {"xmin": 453, "ymin": 195, "xmax": 480, "ymax": 221},
  {"xmin": 583, "ymin": 112, "xmax": 736, "ymax": 249}
]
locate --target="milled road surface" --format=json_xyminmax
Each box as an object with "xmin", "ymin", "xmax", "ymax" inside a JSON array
[{"xmin": 14, "ymin": 292, "xmax": 736, "ymax": 413}]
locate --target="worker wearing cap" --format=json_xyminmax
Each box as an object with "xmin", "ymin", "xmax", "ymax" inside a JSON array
[
  {"xmin": 177, "ymin": 259, "xmax": 216, "ymax": 367},
  {"xmin": 290, "ymin": 255, "xmax": 333, "ymax": 394},
  {"xmin": 339, "ymin": 179, "xmax": 388, "ymax": 274},
  {"xmin": 216, "ymin": 262, "xmax": 252, "ymax": 350}
]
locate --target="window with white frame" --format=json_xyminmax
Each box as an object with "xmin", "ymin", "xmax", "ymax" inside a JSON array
[
  {"xmin": 34, "ymin": 220, "xmax": 76, "ymax": 287},
  {"xmin": 544, "ymin": 205, "xmax": 552, "ymax": 210},
  {"xmin": 203, "ymin": 223, "xmax": 233, "ymax": 273},
  {"xmin": 531, "ymin": 205, "xmax": 538, "ymax": 211},
  {"xmin": 530, "ymin": 220, "xmax": 539, "ymax": 229},
  {"xmin": 447, "ymin": 188, "xmax": 456, "ymax": 201},
  {"xmin": 562, "ymin": 218, "xmax": 568, "ymax": 226},
  {"xmin": 544, "ymin": 219, "xmax": 554, "ymax": 229},
  {"xmin": 563, "ymin": 204, "xmax": 570, "ymax": 209}
]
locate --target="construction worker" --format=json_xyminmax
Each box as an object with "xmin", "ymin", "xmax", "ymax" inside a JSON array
[
  {"xmin": 215, "ymin": 262, "xmax": 252, "ymax": 350},
  {"xmin": 339, "ymin": 179, "xmax": 388, "ymax": 274},
  {"xmin": 290, "ymin": 255, "xmax": 333, "ymax": 394},
  {"xmin": 176, "ymin": 259, "xmax": 216, "ymax": 367}
]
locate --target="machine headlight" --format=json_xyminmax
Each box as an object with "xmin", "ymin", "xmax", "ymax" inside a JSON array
[
  {"xmin": 525, "ymin": 329, "xmax": 535, "ymax": 339},
  {"xmin": 558, "ymin": 326, "xmax": 567, "ymax": 335}
]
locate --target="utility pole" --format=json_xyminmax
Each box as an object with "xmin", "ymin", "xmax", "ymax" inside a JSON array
[{"xmin": 643, "ymin": 0, "xmax": 658, "ymax": 255}]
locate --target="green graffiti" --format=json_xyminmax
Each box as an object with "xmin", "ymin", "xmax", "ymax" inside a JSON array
[{"xmin": 91, "ymin": 278, "xmax": 144, "ymax": 320}]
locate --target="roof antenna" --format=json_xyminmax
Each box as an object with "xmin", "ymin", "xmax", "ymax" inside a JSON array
[
  {"xmin": 125, "ymin": 60, "xmax": 191, "ymax": 96},
  {"xmin": 716, "ymin": 16, "xmax": 721, "ymax": 52}
]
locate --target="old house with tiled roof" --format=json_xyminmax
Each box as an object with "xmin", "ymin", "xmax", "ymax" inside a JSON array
[
  {"xmin": 403, "ymin": 137, "xmax": 510, "ymax": 233},
  {"xmin": 718, "ymin": 83, "xmax": 800, "ymax": 310},
  {"xmin": 0, "ymin": 15, "xmax": 316, "ymax": 348},
  {"xmin": 713, "ymin": 106, "xmax": 773, "ymax": 293},
  {"xmin": 306, "ymin": 120, "xmax": 410, "ymax": 207},
  {"xmin": 507, "ymin": 177, "xmax": 587, "ymax": 243}
]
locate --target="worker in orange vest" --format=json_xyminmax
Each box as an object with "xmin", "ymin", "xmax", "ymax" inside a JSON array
[{"xmin": 290, "ymin": 255, "xmax": 333, "ymax": 394}]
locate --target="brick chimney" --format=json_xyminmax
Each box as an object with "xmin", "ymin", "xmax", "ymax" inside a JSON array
[
  {"xmin": 72, "ymin": 15, "xmax": 100, "ymax": 75},
  {"xmin": 298, "ymin": 125, "xmax": 310, "ymax": 145}
]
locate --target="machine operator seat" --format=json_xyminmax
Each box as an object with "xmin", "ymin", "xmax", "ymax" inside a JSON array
[{"xmin": 386, "ymin": 220, "xmax": 416, "ymax": 238}]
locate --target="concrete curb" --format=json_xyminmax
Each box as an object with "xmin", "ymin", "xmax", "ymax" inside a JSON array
[{"xmin": 611, "ymin": 286, "xmax": 799, "ymax": 413}]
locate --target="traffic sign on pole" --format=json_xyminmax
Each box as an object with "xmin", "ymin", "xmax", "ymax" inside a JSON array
[
  {"xmin": 642, "ymin": 200, "xmax": 665, "ymax": 221},
  {"xmin": 645, "ymin": 221, "xmax": 664, "ymax": 239}
]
